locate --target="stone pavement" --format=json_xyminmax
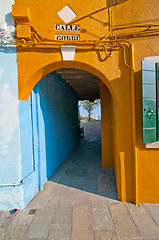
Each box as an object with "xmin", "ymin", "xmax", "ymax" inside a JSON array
[{"xmin": 1, "ymin": 122, "xmax": 159, "ymax": 240}]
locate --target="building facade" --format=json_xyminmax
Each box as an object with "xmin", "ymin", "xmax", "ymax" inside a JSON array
[{"xmin": 0, "ymin": 0, "xmax": 159, "ymax": 210}]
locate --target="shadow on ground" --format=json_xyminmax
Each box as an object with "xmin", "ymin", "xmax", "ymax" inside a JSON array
[{"xmin": 49, "ymin": 122, "xmax": 118, "ymax": 201}]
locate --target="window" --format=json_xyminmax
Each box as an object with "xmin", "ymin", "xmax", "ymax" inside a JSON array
[{"xmin": 142, "ymin": 60, "xmax": 158, "ymax": 143}]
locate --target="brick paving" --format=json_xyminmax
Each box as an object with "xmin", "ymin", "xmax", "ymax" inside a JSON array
[{"xmin": 1, "ymin": 122, "xmax": 159, "ymax": 239}]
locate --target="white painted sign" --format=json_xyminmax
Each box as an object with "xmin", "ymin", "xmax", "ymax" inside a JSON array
[
  {"xmin": 55, "ymin": 24, "xmax": 80, "ymax": 31},
  {"xmin": 55, "ymin": 34, "xmax": 80, "ymax": 41},
  {"xmin": 57, "ymin": 5, "xmax": 77, "ymax": 24}
]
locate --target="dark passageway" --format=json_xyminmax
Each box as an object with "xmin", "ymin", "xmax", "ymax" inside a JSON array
[
  {"xmin": 26, "ymin": 68, "xmax": 118, "ymax": 210},
  {"xmin": 49, "ymin": 121, "xmax": 117, "ymax": 198},
  {"xmin": 27, "ymin": 121, "xmax": 118, "ymax": 210}
]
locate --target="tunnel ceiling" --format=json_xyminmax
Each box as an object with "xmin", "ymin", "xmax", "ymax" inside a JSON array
[{"xmin": 56, "ymin": 69, "xmax": 100, "ymax": 101}]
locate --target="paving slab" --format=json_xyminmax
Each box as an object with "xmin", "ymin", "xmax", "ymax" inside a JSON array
[
  {"xmin": 59, "ymin": 193, "xmax": 90, "ymax": 207},
  {"xmin": 72, "ymin": 205, "xmax": 93, "ymax": 240},
  {"xmin": 26, "ymin": 209, "xmax": 54, "ymax": 239},
  {"xmin": 0, "ymin": 229, "xmax": 4, "ymax": 239},
  {"xmin": 65, "ymin": 167, "xmax": 88, "ymax": 177},
  {"xmin": 109, "ymin": 203, "xmax": 141, "ymax": 239},
  {"xmin": 94, "ymin": 230, "xmax": 118, "ymax": 240},
  {"xmin": 1, "ymin": 225, "xmax": 29, "ymax": 240},
  {"xmin": 49, "ymin": 223, "xmax": 72, "ymax": 240},
  {"xmin": 143, "ymin": 203, "xmax": 159, "ymax": 226},
  {"xmin": 50, "ymin": 224, "xmax": 71, "ymax": 231},
  {"xmin": 37, "ymin": 181, "xmax": 56, "ymax": 197},
  {"xmin": 49, "ymin": 168, "xmax": 66, "ymax": 182},
  {"xmin": 24, "ymin": 239, "xmax": 46, "ymax": 240},
  {"xmin": 92, "ymin": 204, "xmax": 114, "ymax": 231},
  {"xmin": 89, "ymin": 193, "xmax": 119, "ymax": 205},
  {"xmin": 11, "ymin": 209, "xmax": 34, "ymax": 226},
  {"xmin": 98, "ymin": 169, "xmax": 111, "ymax": 179},
  {"xmin": 109, "ymin": 169, "xmax": 116, "ymax": 180},
  {"xmin": 27, "ymin": 195, "xmax": 59, "ymax": 209},
  {"xmin": 81, "ymin": 175, "xmax": 98, "ymax": 193},
  {"xmin": 67, "ymin": 187, "xmax": 85, "ymax": 195},
  {"xmin": 52, "ymin": 207, "xmax": 72, "ymax": 224},
  {"xmin": 58, "ymin": 174, "xmax": 85, "ymax": 189},
  {"xmin": 52, "ymin": 182, "xmax": 90, "ymax": 196},
  {"xmin": 0, "ymin": 212, "xmax": 15, "ymax": 229},
  {"xmin": 91, "ymin": 204, "xmax": 109, "ymax": 210},
  {"xmin": 50, "ymin": 183, "xmax": 70, "ymax": 196},
  {"xmin": 48, "ymin": 229, "xmax": 71, "ymax": 240},
  {"xmin": 97, "ymin": 174, "xmax": 111, "ymax": 193},
  {"xmin": 110, "ymin": 181, "xmax": 117, "ymax": 192},
  {"xmin": 127, "ymin": 203, "xmax": 159, "ymax": 239}
]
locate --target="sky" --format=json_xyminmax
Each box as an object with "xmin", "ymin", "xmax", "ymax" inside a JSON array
[{"xmin": 78, "ymin": 100, "xmax": 101, "ymax": 117}]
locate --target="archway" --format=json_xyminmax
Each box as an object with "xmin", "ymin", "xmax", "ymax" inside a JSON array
[
  {"xmin": 19, "ymin": 64, "xmax": 117, "ymax": 200},
  {"xmin": 18, "ymin": 61, "xmax": 116, "ymax": 102}
]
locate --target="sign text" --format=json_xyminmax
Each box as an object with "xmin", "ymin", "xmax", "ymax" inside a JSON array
[
  {"xmin": 55, "ymin": 34, "xmax": 80, "ymax": 41},
  {"xmin": 55, "ymin": 24, "xmax": 80, "ymax": 31}
]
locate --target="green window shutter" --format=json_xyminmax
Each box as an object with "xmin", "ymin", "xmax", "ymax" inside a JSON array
[
  {"xmin": 157, "ymin": 64, "xmax": 159, "ymax": 141},
  {"xmin": 142, "ymin": 60, "xmax": 158, "ymax": 143}
]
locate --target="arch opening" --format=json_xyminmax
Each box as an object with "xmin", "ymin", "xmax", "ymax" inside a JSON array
[
  {"xmin": 19, "ymin": 61, "xmax": 116, "ymax": 104},
  {"xmin": 19, "ymin": 64, "xmax": 118, "ymax": 205}
]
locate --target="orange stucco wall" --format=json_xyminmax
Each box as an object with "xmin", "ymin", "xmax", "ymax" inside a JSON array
[
  {"xmin": 12, "ymin": 0, "xmax": 159, "ymax": 204},
  {"xmin": 133, "ymin": 37, "xmax": 159, "ymax": 203},
  {"xmin": 99, "ymin": 80, "xmax": 114, "ymax": 169}
]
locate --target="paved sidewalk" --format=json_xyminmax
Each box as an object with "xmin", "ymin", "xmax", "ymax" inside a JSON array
[{"xmin": 1, "ymin": 122, "xmax": 159, "ymax": 240}]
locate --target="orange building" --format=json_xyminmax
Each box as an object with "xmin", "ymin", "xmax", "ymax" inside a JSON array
[{"xmin": 1, "ymin": 0, "xmax": 159, "ymax": 210}]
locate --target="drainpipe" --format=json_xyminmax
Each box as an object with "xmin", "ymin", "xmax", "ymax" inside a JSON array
[
  {"xmin": 0, "ymin": 183, "xmax": 22, "ymax": 187},
  {"xmin": 0, "ymin": 167, "xmax": 35, "ymax": 187},
  {"xmin": 35, "ymin": 86, "xmax": 43, "ymax": 191},
  {"xmin": 130, "ymin": 44, "xmax": 138, "ymax": 205}
]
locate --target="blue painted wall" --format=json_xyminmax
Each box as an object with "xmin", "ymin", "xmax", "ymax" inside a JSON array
[
  {"xmin": 0, "ymin": 0, "xmax": 29, "ymax": 211},
  {"xmin": 0, "ymin": 46, "xmax": 24, "ymax": 210},
  {"xmin": 0, "ymin": 46, "xmax": 40, "ymax": 210},
  {"xmin": 35, "ymin": 72, "xmax": 79, "ymax": 186},
  {"xmin": 19, "ymin": 92, "xmax": 39, "ymax": 208},
  {"xmin": 19, "ymin": 71, "xmax": 79, "ymax": 207}
]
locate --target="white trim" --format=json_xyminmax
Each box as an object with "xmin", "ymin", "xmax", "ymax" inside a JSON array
[
  {"xmin": 146, "ymin": 142, "xmax": 159, "ymax": 149},
  {"xmin": 144, "ymin": 56, "xmax": 159, "ymax": 63}
]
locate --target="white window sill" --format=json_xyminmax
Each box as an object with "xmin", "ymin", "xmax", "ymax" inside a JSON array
[{"xmin": 146, "ymin": 142, "xmax": 159, "ymax": 148}]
